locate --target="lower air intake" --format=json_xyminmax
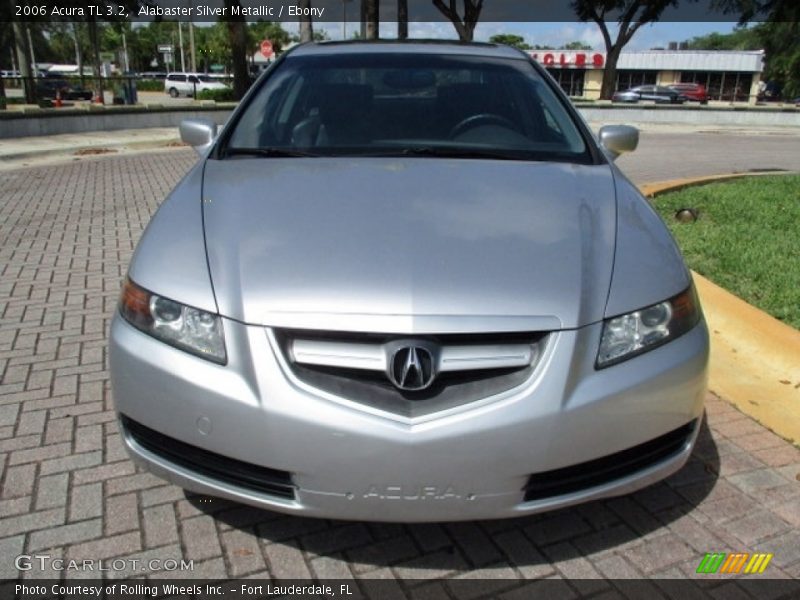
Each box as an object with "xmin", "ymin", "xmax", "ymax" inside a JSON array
[{"xmin": 523, "ymin": 420, "xmax": 696, "ymax": 502}]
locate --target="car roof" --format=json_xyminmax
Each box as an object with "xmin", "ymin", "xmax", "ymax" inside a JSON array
[{"xmin": 288, "ymin": 40, "xmax": 529, "ymax": 60}]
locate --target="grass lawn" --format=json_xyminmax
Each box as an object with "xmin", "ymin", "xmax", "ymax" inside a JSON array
[{"xmin": 653, "ymin": 174, "xmax": 800, "ymax": 330}]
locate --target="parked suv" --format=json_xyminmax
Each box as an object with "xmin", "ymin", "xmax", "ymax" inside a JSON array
[
  {"xmin": 668, "ymin": 83, "xmax": 709, "ymax": 104},
  {"xmin": 164, "ymin": 72, "xmax": 229, "ymax": 98}
]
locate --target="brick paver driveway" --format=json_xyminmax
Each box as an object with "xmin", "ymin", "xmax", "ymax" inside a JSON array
[{"xmin": 2, "ymin": 131, "xmax": 800, "ymax": 590}]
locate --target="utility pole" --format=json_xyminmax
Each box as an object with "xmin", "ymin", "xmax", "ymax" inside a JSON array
[
  {"xmin": 189, "ymin": 21, "xmax": 197, "ymax": 72},
  {"xmin": 72, "ymin": 22, "xmax": 84, "ymax": 85},
  {"xmin": 342, "ymin": 0, "xmax": 353, "ymax": 39},
  {"xmin": 177, "ymin": 22, "xmax": 186, "ymax": 72},
  {"xmin": 122, "ymin": 30, "xmax": 130, "ymax": 72}
]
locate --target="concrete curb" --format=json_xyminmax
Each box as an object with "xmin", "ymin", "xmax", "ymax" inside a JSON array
[
  {"xmin": 642, "ymin": 174, "xmax": 800, "ymax": 446},
  {"xmin": 0, "ymin": 136, "xmax": 183, "ymax": 162},
  {"xmin": 639, "ymin": 171, "xmax": 795, "ymax": 198},
  {"xmin": 0, "ymin": 128, "xmax": 185, "ymax": 171}
]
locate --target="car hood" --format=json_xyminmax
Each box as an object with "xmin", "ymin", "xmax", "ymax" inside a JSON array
[{"xmin": 201, "ymin": 158, "xmax": 617, "ymax": 332}]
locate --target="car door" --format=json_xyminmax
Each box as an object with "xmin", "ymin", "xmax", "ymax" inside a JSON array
[{"xmin": 637, "ymin": 86, "xmax": 657, "ymax": 102}]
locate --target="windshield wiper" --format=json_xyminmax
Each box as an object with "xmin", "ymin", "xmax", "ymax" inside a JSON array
[{"xmin": 226, "ymin": 147, "xmax": 320, "ymax": 158}]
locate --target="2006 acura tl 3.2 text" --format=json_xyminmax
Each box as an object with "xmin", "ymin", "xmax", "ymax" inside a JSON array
[{"xmin": 110, "ymin": 41, "xmax": 709, "ymax": 522}]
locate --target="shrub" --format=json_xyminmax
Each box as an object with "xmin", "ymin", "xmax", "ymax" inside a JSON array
[
  {"xmin": 196, "ymin": 88, "xmax": 236, "ymax": 102},
  {"xmin": 135, "ymin": 79, "xmax": 166, "ymax": 92}
]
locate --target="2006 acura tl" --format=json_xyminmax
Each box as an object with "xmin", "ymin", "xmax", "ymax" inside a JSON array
[{"xmin": 110, "ymin": 41, "xmax": 709, "ymax": 522}]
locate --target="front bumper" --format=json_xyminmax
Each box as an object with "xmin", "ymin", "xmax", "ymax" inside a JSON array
[{"xmin": 110, "ymin": 313, "xmax": 708, "ymax": 522}]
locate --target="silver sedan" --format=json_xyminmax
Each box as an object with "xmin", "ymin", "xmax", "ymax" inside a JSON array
[{"xmin": 110, "ymin": 41, "xmax": 709, "ymax": 522}]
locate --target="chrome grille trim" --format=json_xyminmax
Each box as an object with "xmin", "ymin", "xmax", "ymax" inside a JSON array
[
  {"xmin": 291, "ymin": 340, "xmax": 385, "ymax": 370},
  {"xmin": 273, "ymin": 329, "xmax": 549, "ymax": 419},
  {"xmin": 291, "ymin": 339, "xmax": 535, "ymax": 373}
]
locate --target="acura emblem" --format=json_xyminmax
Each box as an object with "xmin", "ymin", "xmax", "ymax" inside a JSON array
[{"xmin": 388, "ymin": 345, "xmax": 436, "ymax": 391}]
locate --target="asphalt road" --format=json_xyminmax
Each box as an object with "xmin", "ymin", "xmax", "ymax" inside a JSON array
[
  {"xmin": 1, "ymin": 131, "xmax": 799, "ymax": 591},
  {"xmin": 616, "ymin": 130, "xmax": 800, "ymax": 183}
]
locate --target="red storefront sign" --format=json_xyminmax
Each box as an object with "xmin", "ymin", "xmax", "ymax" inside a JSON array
[{"xmin": 531, "ymin": 52, "xmax": 605, "ymax": 68}]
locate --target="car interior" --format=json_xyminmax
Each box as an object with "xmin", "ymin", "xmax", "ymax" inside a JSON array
[{"xmin": 229, "ymin": 61, "xmax": 585, "ymax": 156}]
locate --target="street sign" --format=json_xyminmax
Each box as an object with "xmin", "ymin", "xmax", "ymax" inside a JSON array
[
  {"xmin": 260, "ymin": 40, "xmax": 273, "ymax": 58},
  {"xmin": 99, "ymin": 52, "xmax": 115, "ymax": 62},
  {"xmin": 158, "ymin": 44, "xmax": 174, "ymax": 54}
]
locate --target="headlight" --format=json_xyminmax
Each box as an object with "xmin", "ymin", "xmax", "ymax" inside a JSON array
[
  {"xmin": 118, "ymin": 278, "xmax": 226, "ymax": 364},
  {"xmin": 597, "ymin": 286, "xmax": 701, "ymax": 369}
]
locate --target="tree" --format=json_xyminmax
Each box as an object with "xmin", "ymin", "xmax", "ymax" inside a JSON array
[
  {"xmin": 711, "ymin": 0, "xmax": 800, "ymax": 98},
  {"xmin": 364, "ymin": 0, "xmax": 379, "ymax": 40},
  {"xmin": 562, "ymin": 40, "xmax": 593, "ymax": 50},
  {"xmin": 87, "ymin": 17, "xmax": 104, "ymax": 101},
  {"xmin": 712, "ymin": 0, "xmax": 798, "ymax": 23},
  {"xmin": 0, "ymin": 5, "xmax": 9, "ymax": 108},
  {"xmin": 11, "ymin": 18, "xmax": 37, "ymax": 103},
  {"xmin": 249, "ymin": 21, "xmax": 291, "ymax": 55},
  {"xmin": 432, "ymin": 0, "xmax": 484, "ymax": 42},
  {"xmin": 398, "ymin": 0, "xmax": 409, "ymax": 40},
  {"xmin": 683, "ymin": 28, "xmax": 759, "ymax": 50},
  {"xmin": 299, "ymin": 0, "xmax": 314, "ymax": 42},
  {"xmin": 223, "ymin": 0, "xmax": 250, "ymax": 100},
  {"xmin": 488, "ymin": 34, "xmax": 531, "ymax": 50},
  {"xmin": 572, "ymin": 0, "xmax": 678, "ymax": 99},
  {"xmin": 194, "ymin": 23, "xmax": 232, "ymax": 73}
]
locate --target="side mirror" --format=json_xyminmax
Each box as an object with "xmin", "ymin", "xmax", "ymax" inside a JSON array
[
  {"xmin": 598, "ymin": 125, "xmax": 639, "ymax": 160},
  {"xmin": 180, "ymin": 118, "xmax": 218, "ymax": 155}
]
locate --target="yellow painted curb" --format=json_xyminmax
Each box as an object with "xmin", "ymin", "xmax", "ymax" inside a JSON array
[
  {"xmin": 693, "ymin": 272, "xmax": 800, "ymax": 444},
  {"xmin": 639, "ymin": 171, "xmax": 789, "ymax": 199},
  {"xmin": 639, "ymin": 174, "xmax": 800, "ymax": 445}
]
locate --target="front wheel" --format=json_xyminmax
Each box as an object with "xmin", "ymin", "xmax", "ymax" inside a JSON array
[{"xmin": 168, "ymin": 88, "xmax": 179, "ymax": 98}]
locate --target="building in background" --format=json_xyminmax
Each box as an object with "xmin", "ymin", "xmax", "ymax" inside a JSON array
[{"xmin": 534, "ymin": 49, "xmax": 764, "ymax": 103}]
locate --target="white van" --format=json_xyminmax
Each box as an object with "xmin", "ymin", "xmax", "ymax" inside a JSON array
[{"xmin": 164, "ymin": 73, "xmax": 229, "ymax": 98}]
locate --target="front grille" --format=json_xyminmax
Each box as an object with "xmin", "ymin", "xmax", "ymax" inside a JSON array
[
  {"xmin": 121, "ymin": 416, "xmax": 295, "ymax": 500},
  {"xmin": 275, "ymin": 329, "xmax": 548, "ymax": 418},
  {"xmin": 523, "ymin": 420, "xmax": 696, "ymax": 502}
]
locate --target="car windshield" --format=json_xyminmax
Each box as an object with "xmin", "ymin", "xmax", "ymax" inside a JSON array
[{"xmin": 225, "ymin": 51, "xmax": 591, "ymax": 163}]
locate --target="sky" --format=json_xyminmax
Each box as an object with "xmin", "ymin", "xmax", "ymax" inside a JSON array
[{"xmin": 286, "ymin": 21, "xmax": 743, "ymax": 51}]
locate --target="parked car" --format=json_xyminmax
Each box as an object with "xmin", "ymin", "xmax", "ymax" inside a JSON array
[
  {"xmin": 668, "ymin": 82, "xmax": 709, "ymax": 104},
  {"xmin": 140, "ymin": 71, "xmax": 166, "ymax": 80},
  {"xmin": 35, "ymin": 74, "xmax": 92, "ymax": 101},
  {"xmin": 756, "ymin": 81, "xmax": 782, "ymax": 103},
  {"xmin": 612, "ymin": 85, "xmax": 687, "ymax": 104},
  {"xmin": 164, "ymin": 72, "xmax": 229, "ymax": 98},
  {"xmin": 111, "ymin": 41, "xmax": 709, "ymax": 522}
]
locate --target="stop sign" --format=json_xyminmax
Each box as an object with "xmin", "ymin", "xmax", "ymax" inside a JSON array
[{"xmin": 260, "ymin": 40, "xmax": 273, "ymax": 58}]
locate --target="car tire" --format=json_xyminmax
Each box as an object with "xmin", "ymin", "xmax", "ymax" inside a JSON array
[{"xmin": 169, "ymin": 88, "xmax": 179, "ymax": 98}]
